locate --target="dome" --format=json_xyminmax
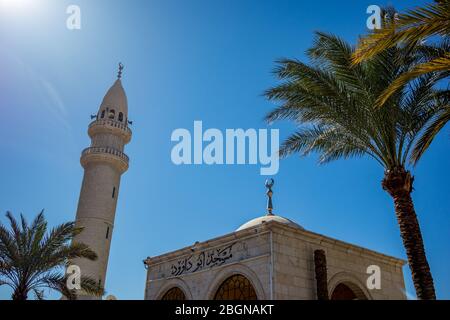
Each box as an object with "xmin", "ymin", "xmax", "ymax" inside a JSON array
[
  {"xmin": 236, "ymin": 214, "xmax": 304, "ymax": 231},
  {"xmin": 98, "ymin": 79, "xmax": 128, "ymax": 118}
]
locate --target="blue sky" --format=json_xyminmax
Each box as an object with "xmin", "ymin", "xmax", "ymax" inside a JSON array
[{"xmin": 0, "ymin": 0, "xmax": 448, "ymax": 300}]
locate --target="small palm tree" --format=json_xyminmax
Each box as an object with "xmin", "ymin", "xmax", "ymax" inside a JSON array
[
  {"xmin": 352, "ymin": 3, "xmax": 449, "ymax": 159},
  {"xmin": 0, "ymin": 211, "xmax": 103, "ymax": 300},
  {"xmin": 265, "ymin": 32, "xmax": 446, "ymax": 299}
]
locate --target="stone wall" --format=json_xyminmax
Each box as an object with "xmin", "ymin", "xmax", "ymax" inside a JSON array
[
  {"xmin": 144, "ymin": 221, "xmax": 406, "ymax": 300},
  {"xmin": 270, "ymin": 224, "xmax": 406, "ymax": 300},
  {"xmin": 145, "ymin": 229, "xmax": 272, "ymax": 300}
]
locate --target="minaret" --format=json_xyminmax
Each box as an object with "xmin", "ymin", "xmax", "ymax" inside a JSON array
[{"xmin": 72, "ymin": 63, "xmax": 131, "ymax": 299}]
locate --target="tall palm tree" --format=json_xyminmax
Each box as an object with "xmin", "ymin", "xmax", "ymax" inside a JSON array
[
  {"xmin": 352, "ymin": 3, "xmax": 449, "ymax": 159},
  {"xmin": 265, "ymin": 32, "xmax": 445, "ymax": 299},
  {"xmin": 0, "ymin": 211, "xmax": 103, "ymax": 300}
]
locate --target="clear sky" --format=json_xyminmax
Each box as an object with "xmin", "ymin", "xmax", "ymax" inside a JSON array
[{"xmin": 0, "ymin": 0, "xmax": 448, "ymax": 300}]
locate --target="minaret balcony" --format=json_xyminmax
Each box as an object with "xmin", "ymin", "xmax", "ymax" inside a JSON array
[
  {"xmin": 81, "ymin": 146, "xmax": 129, "ymax": 173},
  {"xmin": 88, "ymin": 119, "xmax": 132, "ymax": 143}
]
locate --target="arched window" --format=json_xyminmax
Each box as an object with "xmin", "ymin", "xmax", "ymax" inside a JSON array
[
  {"xmin": 108, "ymin": 109, "xmax": 115, "ymax": 119},
  {"xmin": 331, "ymin": 283, "xmax": 367, "ymax": 300},
  {"xmin": 101, "ymin": 110, "xmax": 105, "ymax": 119},
  {"xmin": 161, "ymin": 287, "xmax": 186, "ymax": 300},
  {"xmin": 118, "ymin": 112, "xmax": 124, "ymax": 122},
  {"xmin": 214, "ymin": 274, "xmax": 257, "ymax": 300}
]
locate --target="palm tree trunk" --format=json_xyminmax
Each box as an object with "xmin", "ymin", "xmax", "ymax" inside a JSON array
[
  {"xmin": 12, "ymin": 287, "xmax": 28, "ymax": 300},
  {"xmin": 382, "ymin": 168, "xmax": 436, "ymax": 300},
  {"xmin": 314, "ymin": 249, "xmax": 329, "ymax": 300}
]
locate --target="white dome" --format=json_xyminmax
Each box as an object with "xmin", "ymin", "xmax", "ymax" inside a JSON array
[{"xmin": 236, "ymin": 214, "xmax": 303, "ymax": 231}]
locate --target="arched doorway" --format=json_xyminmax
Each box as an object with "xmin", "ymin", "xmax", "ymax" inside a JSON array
[
  {"xmin": 161, "ymin": 287, "xmax": 186, "ymax": 300},
  {"xmin": 330, "ymin": 283, "xmax": 368, "ymax": 300},
  {"xmin": 214, "ymin": 274, "xmax": 258, "ymax": 300}
]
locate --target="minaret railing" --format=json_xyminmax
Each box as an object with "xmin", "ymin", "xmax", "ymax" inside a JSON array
[{"xmin": 81, "ymin": 146, "xmax": 129, "ymax": 164}]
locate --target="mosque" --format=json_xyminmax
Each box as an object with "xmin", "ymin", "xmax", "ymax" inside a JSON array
[{"xmin": 72, "ymin": 66, "xmax": 407, "ymax": 300}]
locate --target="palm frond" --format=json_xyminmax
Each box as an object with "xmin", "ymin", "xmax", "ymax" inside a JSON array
[
  {"xmin": 376, "ymin": 53, "xmax": 450, "ymax": 107},
  {"xmin": 411, "ymin": 104, "xmax": 450, "ymax": 164},
  {"xmin": 33, "ymin": 288, "xmax": 44, "ymax": 300},
  {"xmin": 38, "ymin": 272, "xmax": 103, "ymax": 300},
  {"xmin": 45, "ymin": 242, "xmax": 97, "ymax": 269},
  {"xmin": 353, "ymin": 2, "xmax": 450, "ymax": 64}
]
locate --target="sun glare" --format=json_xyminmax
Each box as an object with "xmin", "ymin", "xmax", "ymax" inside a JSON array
[
  {"xmin": 0, "ymin": 0, "xmax": 36, "ymax": 10},
  {"xmin": 0, "ymin": 0, "xmax": 42, "ymax": 21}
]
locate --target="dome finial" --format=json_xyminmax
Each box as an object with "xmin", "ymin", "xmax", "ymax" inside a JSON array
[
  {"xmin": 117, "ymin": 62, "xmax": 124, "ymax": 79},
  {"xmin": 265, "ymin": 178, "xmax": 275, "ymax": 216}
]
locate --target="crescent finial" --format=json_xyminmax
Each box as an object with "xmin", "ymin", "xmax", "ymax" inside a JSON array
[
  {"xmin": 265, "ymin": 179, "xmax": 275, "ymax": 215},
  {"xmin": 117, "ymin": 62, "xmax": 124, "ymax": 79}
]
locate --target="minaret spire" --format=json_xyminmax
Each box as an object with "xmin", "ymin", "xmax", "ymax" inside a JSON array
[
  {"xmin": 117, "ymin": 62, "xmax": 124, "ymax": 79},
  {"xmin": 265, "ymin": 178, "xmax": 274, "ymax": 216}
]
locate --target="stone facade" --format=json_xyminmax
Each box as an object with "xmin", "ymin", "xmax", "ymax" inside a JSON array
[{"xmin": 144, "ymin": 220, "xmax": 406, "ymax": 300}]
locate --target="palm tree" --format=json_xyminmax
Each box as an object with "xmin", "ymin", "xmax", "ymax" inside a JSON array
[
  {"xmin": 352, "ymin": 3, "xmax": 449, "ymax": 159},
  {"xmin": 0, "ymin": 211, "xmax": 103, "ymax": 300},
  {"xmin": 264, "ymin": 32, "xmax": 445, "ymax": 299}
]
